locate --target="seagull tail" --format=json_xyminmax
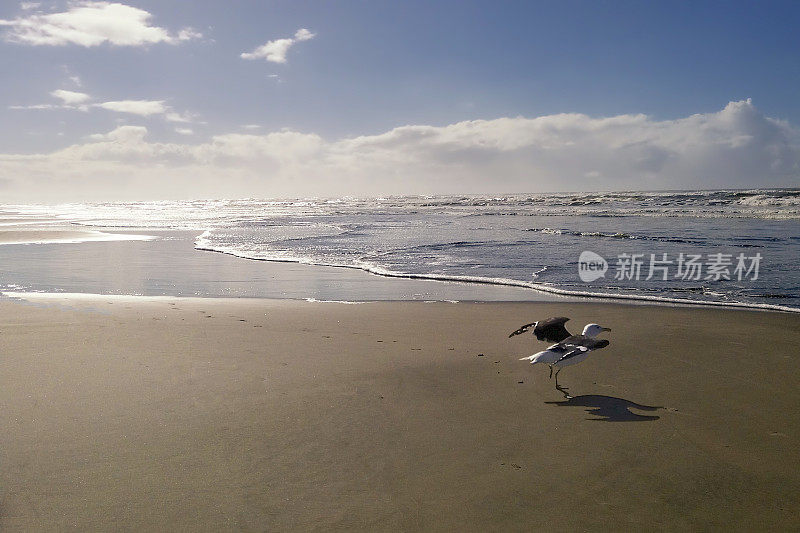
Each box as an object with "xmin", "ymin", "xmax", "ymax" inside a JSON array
[{"xmin": 520, "ymin": 351, "xmax": 548, "ymax": 364}]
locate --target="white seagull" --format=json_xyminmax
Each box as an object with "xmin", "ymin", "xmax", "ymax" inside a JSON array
[{"xmin": 510, "ymin": 317, "xmax": 611, "ymax": 388}]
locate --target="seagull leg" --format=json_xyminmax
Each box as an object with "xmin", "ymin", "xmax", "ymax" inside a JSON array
[
  {"xmin": 548, "ymin": 365, "xmax": 553, "ymax": 379},
  {"xmin": 556, "ymin": 382, "xmax": 572, "ymax": 400},
  {"xmin": 554, "ymin": 369, "xmax": 571, "ymax": 399}
]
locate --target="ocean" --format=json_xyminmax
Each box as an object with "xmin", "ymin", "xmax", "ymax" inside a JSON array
[{"xmin": 2, "ymin": 189, "xmax": 799, "ymax": 311}]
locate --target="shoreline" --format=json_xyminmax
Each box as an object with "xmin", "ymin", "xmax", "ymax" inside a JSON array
[
  {"xmin": 0, "ymin": 229, "xmax": 795, "ymax": 312},
  {"xmin": 0, "ymin": 228, "xmax": 567, "ymax": 303},
  {"xmin": 197, "ymin": 244, "xmax": 800, "ymax": 313},
  {"xmin": 3, "ymin": 288, "xmax": 798, "ymax": 316}
]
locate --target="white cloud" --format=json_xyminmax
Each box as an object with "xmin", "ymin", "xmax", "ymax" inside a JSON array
[
  {"xmin": 10, "ymin": 89, "xmax": 197, "ymax": 122},
  {"xmin": 241, "ymin": 124, "xmax": 261, "ymax": 130},
  {"xmin": 294, "ymin": 29, "xmax": 314, "ymax": 41},
  {"xmin": 177, "ymin": 27, "xmax": 202, "ymax": 41},
  {"xmin": 51, "ymin": 89, "xmax": 91, "ymax": 105},
  {"xmin": 95, "ymin": 99, "xmax": 167, "ymax": 116},
  {"xmin": 9, "ymin": 103, "xmax": 59, "ymax": 110},
  {"xmin": 19, "ymin": 2, "xmax": 40, "ymax": 11},
  {"xmin": 9, "ymin": 88, "xmax": 91, "ymax": 111},
  {"xmin": 0, "ymin": 100, "xmax": 797, "ymax": 202},
  {"xmin": 241, "ymin": 28, "xmax": 316, "ymax": 63},
  {"xmin": 175, "ymin": 127, "xmax": 194, "ymax": 135},
  {"xmin": 165, "ymin": 111, "xmax": 196, "ymax": 123},
  {"xmin": 0, "ymin": 1, "xmax": 201, "ymax": 47},
  {"xmin": 58, "ymin": 64, "xmax": 84, "ymax": 87},
  {"xmin": 87, "ymin": 125, "xmax": 148, "ymax": 142}
]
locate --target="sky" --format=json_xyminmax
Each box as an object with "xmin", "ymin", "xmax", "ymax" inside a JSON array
[{"xmin": 0, "ymin": 0, "xmax": 799, "ymax": 202}]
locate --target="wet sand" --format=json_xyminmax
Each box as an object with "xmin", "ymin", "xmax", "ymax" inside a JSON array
[
  {"xmin": 0, "ymin": 228, "xmax": 153, "ymax": 245},
  {"xmin": 0, "ymin": 231, "xmax": 560, "ymax": 301},
  {"xmin": 0, "ymin": 229, "xmax": 99, "ymax": 244},
  {"xmin": 1, "ymin": 295, "xmax": 799, "ymax": 530}
]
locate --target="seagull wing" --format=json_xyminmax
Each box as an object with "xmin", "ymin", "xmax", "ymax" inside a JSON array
[
  {"xmin": 508, "ymin": 322, "xmax": 538, "ymax": 338},
  {"xmin": 554, "ymin": 346, "xmax": 590, "ymax": 364},
  {"xmin": 552, "ymin": 335, "xmax": 610, "ymax": 364},
  {"xmin": 509, "ymin": 317, "xmax": 571, "ymax": 341},
  {"xmin": 533, "ymin": 316, "xmax": 571, "ymax": 342}
]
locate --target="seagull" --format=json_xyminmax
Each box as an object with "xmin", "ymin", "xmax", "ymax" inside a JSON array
[{"xmin": 510, "ymin": 317, "xmax": 611, "ymax": 390}]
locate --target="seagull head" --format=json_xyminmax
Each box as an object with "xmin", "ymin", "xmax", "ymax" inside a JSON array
[{"xmin": 582, "ymin": 323, "xmax": 611, "ymax": 337}]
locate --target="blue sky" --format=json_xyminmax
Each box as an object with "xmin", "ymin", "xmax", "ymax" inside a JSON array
[{"xmin": 0, "ymin": 1, "xmax": 798, "ymax": 201}]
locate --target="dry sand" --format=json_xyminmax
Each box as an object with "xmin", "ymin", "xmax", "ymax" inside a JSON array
[{"xmin": 1, "ymin": 295, "xmax": 799, "ymax": 531}]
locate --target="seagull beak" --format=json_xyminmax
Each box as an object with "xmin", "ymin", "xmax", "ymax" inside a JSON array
[{"xmin": 601, "ymin": 327, "xmax": 611, "ymax": 332}]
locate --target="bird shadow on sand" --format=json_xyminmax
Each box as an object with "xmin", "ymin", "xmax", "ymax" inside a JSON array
[{"xmin": 546, "ymin": 385, "xmax": 662, "ymax": 422}]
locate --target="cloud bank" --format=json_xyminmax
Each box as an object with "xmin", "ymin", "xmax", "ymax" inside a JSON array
[
  {"xmin": 241, "ymin": 28, "xmax": 315, "ymax": 63},
  {"xmin": 1, "ymin": 100, "xmax": 797, "ymax": 202},
  {"xmin": 0, "ymin": 1, "xmax": 201, "ymax": 47}
]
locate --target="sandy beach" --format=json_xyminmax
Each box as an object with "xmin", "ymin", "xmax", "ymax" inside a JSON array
[{"xmin": 1, "ymin": 295, "xmax": 798, "ymax": 530}]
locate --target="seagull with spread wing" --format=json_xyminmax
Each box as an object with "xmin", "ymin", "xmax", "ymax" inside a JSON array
[{"xmin": 509, "ymin": 317, "xmax": 611, "ymax": 387}]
